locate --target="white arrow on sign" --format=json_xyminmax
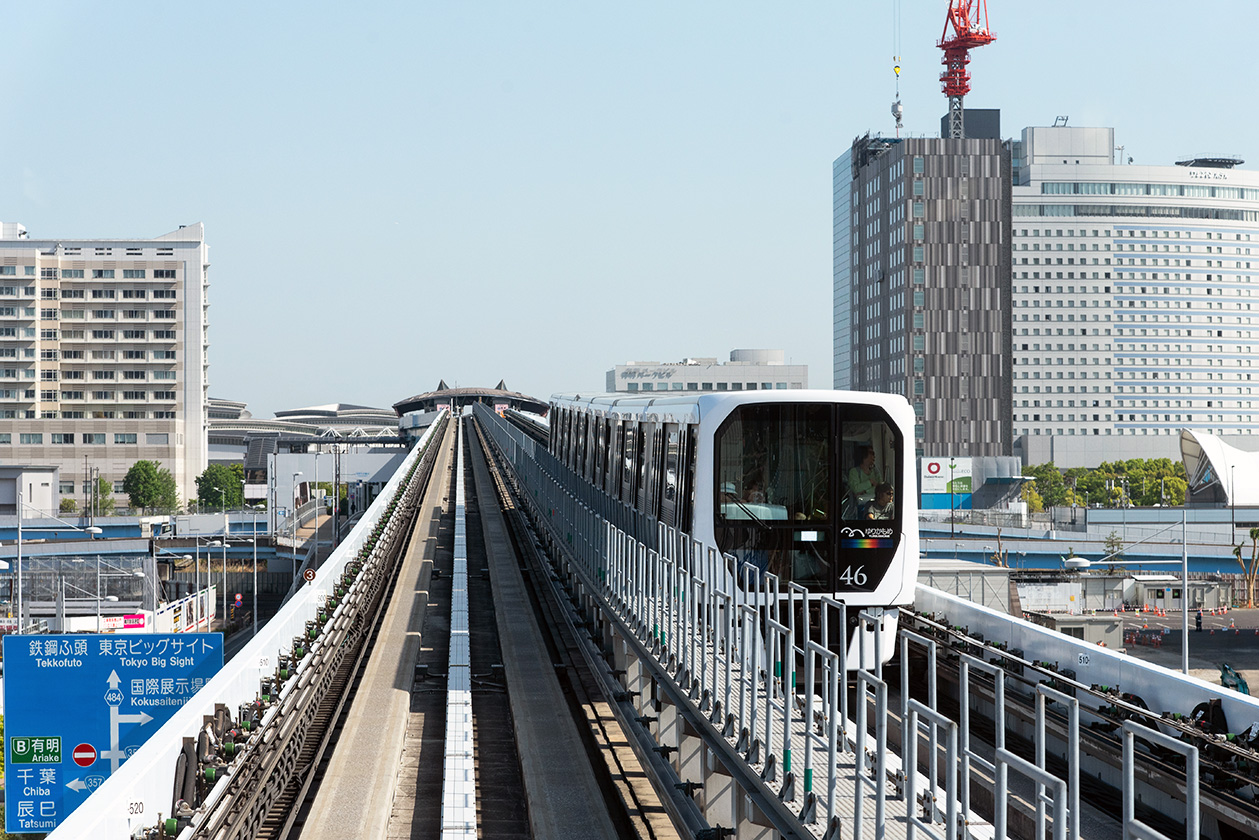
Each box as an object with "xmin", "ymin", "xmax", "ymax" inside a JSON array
[
  {"xmin": 66, "ymin": 778, "xmax": 88, "ymax": 792},
  {"xmin": 102, "ymin": 667, "xmax": 156, "ymax": 772}
]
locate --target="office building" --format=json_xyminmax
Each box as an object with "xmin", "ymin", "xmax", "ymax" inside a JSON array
[
  {"xmin": 833, "ymin": 127, "xmax": 1013, "ymax": 458},
  {"xmin": 606, "ymin": 349, "xmax": 807, "ymax": 393},
  {"xmin": 0, "ymin": 222, "xmax": 209, "ymax": 509},
  {"xmin": 1009, "ymin": 126, "xmax": 1259, "ymax": 465}
]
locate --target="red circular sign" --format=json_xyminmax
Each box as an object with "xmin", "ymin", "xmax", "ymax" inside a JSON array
[
  {"xmin": 73, "ymin": 743, "xmax": 97, "ymax": 767},
  {"xmin": 303, "ymin": 569, "xmax": 316, "ymax": 582},
  {"xmin": 927, "ymin": 462, "xmax": 941, "ymax": 475}
]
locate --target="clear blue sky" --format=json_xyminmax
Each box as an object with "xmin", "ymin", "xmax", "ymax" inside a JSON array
[{"xmin": 2, "ymin": 1, "xmax": 1255, "ymax": 417}]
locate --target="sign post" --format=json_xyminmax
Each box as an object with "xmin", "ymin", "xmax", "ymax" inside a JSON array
[{"xmin": 2, "ymin": 633, "xmax": 223, "ymax": 834}]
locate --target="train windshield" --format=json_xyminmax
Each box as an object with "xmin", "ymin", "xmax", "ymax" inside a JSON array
[{"xmin": 714, "ymin": 402, "xmax": 901, "ymax": 591}]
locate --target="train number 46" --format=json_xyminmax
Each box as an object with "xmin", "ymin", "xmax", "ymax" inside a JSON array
[{"xmin": 838, "ymin": 566, "xmax": 867, "ymax": 586}]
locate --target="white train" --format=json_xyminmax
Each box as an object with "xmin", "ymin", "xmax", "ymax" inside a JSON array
[{"xmin": 548, "ymin": 390, "xmax": 919, "ymax": 662}]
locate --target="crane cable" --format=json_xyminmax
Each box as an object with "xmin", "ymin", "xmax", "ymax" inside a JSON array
[{"xmin": 892, "ymin": 0, "xmax": 902, "ymax": 96}]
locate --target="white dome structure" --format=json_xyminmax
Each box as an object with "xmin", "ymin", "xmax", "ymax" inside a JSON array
[{"xmin": 1180, "ymin": 429, "xmax": 1259, "ymax": 506}]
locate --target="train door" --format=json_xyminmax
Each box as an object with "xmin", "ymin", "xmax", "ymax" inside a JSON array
[
  {"xmin": 584, "ymin": 414, "xmax": 597, "ymax": 482},
  {"xmin": 659, "ymin": 423, "xmax": 681, "ymax": 527},
  {"xmin": 594, "ymin": 418, "xmax": 607, "ymax": 487},
  {"xmin": 605, "ymin": 420, "xmax": 622, "ymax": 497},
  {"xmin": 636, "ymin": 422, "xmax": 655, "ymax": 515},
  {"xmin": 622, "ymin": 422, "xmax": 638, "ymax": 505},
  {"xmin": 678, "ymin": 425, "xmax": 696, "ymax": 534}
]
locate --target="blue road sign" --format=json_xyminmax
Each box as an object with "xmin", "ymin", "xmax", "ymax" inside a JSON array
[{"xmin": 2, "ymin": 633, "xmax": 223, "ymax": 834}]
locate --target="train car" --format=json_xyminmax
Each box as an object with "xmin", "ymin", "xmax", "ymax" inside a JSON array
[{"xmin": 548, "ymin": 390, "xmax": 919, "ymax": 664}]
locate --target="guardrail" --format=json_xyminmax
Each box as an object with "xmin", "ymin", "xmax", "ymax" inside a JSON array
[
  {"xmin": 473, "ymin": 403, "xmax": 964, "ymax": 840},
  {"xmin": 48, "ymin": 409, "xmax": 448, "ymax": 840}
]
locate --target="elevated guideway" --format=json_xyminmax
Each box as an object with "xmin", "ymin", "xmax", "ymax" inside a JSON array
[
  {"xmin": 50, "ymin": 401, "xmax": 1259, "ymax": 840},
  {"xmin": 47, "ymin": 412, "xmax": 451, "ymax": 839},
  {"xmin": 473, "ymin": 403, "xmax": 1259, "ymax": 840}
]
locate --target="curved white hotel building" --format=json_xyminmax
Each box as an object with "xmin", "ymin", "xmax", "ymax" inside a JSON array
[{"xmin": 1010, "ymin": 125, "xmax": 1259, "ymax": 465}]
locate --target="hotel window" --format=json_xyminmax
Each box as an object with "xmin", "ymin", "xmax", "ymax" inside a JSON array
[
  {"xmin": 123, "ymin": 269, "xmax": 146, "ymax": 279},
  {"xmin": 153, "ymin": 310, "xmax": 176, "ymax": 319},
  {"xmin": 92, "ymin": 269, "xmax": 115, "ymax": 279},
  {"xmin": 51, "ymin": 433, "xmax": 75, "ymax": 445},
  {"xmin": 122, "ymin": 331, "xmax": 146, "ymax": 340},
  {"xmin": 62, "ymin": 269, "xmax": 84, "ymax": 279},
  {"xmin": 123, "ymin": 350, "xmax": 146, "ymax": 359},
  {"xmin": 153, "ymin": 269, "xmax": 177, "ymax": 279},
  {"xmin": 153, "ymin": 330, "xmax": 176, "ymax": 339},
  {"xmin": 122, "ymin": 289, "xmax": 147, "ymax": 299},
  {"xmin": 123, "ymin": 390, "xmax": 146, "ymax": 400},
  {"xmin": 122, "ymin": 310, "xmax": 145, "ymax": 320},
  {"xmin": 152, "ymin": 289, "xmax": 176, "ymax": 299},
  {"xmin": 91, "ymin": 290, "xmax": 116, "ymax": 299},
  {"xmin": 114, "ymin": 433, "xmax": 137, "ymax": 444},
  {"xmin": 146, "ymin": 433, "xmax": 169, "ymax": 445}
]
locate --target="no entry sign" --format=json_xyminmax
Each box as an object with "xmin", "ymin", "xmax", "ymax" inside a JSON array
[{"xmin": 72, "ymin": 743, "xmax": 97, "ymax": 768}]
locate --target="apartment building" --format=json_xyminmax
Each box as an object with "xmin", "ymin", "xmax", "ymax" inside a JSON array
[{"xmin": 0, "ymin": 222, "xmax": 208, "ymax": 510}]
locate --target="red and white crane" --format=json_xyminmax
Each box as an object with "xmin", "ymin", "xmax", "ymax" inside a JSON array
[{"xmin": 937, "ymin": 0, "xmax": 996, "ymax": 139}]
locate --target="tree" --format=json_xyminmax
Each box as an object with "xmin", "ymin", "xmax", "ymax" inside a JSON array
[
  {"xmin": 196, "ymin": 464, "xmax": 243, "ymax": 511},
  {"xmin": 1238, "ymin": 529, "xmax": 1259, "ymax": 609},
  {"xmin": 1022, "ymin": 463, "xmax": 1068, "ymax": 508},
  {"xmin": 1020, "ymin": 481, "xmax": 1043, "ymax": 513},
  {"xmin": 124, "ymin": 461, "xmax": 176, "ymax": 513},
  {"xmin": 95, "ymin": 476, "xmax": 116, "ymax": 516},
  {"xmin": 1104, "ymin": 531, "xmax": 1124, "ymax": 560},
  {"xmin": 59, "ymin": 497, "xmax": 78, "ymax": 514}
]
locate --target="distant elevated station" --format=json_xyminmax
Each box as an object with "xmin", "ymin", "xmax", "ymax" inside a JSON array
[{"xmin": 393, "ymin": 380, "xmax": 547, "ymax": 438}]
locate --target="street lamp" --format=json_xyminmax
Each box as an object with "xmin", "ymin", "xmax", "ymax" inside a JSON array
[
  {"xmin": 291, "ymin": 472, "xmax": 303, "ymax": 576},
  {"xmin": 193, "ymin": 537, "xmax": 222, "ymax": 631},
  {"xmin": 14, "ymin": 490, "xmax": 103, "ymax": 634},
  {"xmin": 948, "ymin": 457, "xmax": 957, "ymax": 539},
  {"xmin": 250, "ymin": 504, "xmax": 265, "ymax": 635},
  {"xmin": 1231, "ymin": 465, "xmax": 1236, "ymax": 536}
]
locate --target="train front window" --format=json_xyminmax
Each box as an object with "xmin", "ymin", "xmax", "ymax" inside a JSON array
[
  {"xmin": 714, "ymin": 403, "xmax": 831, "ymax": 586},
  {"xmin": 840, "ymin": 420, "xmax": 899, "ymax": 522},
  {"xmin": 716, "ymin": 403, "xmax": 830, "ymax": 522}
]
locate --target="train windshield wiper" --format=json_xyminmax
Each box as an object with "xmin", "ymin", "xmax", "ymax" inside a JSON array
[{"xmin": 730, "ymin": 499, "xmax": 771, "ymax": 531}]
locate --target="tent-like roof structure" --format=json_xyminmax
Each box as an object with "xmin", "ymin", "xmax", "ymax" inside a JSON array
[
  {"xmin": 392, "ymin": 382, "xmax": 548, "ymax": 416},
  {"xmin": 1180, "ymin": 429, "xmax": 1259, "ymax": 505}
]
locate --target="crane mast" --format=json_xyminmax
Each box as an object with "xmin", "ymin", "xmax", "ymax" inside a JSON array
[{"xmin": 937, "ymin": 0, "xmax": 996, "ymax": 139}]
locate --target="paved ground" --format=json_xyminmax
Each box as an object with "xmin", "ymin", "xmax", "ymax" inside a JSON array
[{"xmin": 1119, "ymin": 606, "xmax": 1259, "ymax": 690}]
